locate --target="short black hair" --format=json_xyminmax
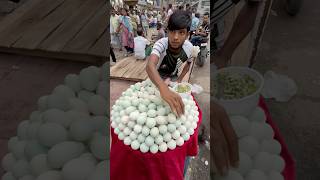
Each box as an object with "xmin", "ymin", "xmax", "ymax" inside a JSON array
[
  {"xmin": 168, "ymin": 4, "xmax": 172, "ymax": 8},
  {"xmin": 137, "ymin": 27, "xmax": 143, "ymax": 36},
  {"xmin": 186, "ymin": 4, "xmax": 190, "ymax": 7},
  {"xmin": 203, "ymin": 12, "xmax": 209, "ymax": 16},
  {"xmin": 167, "ymin": 10, "xmax": 191, "ymax": 32},
  {"xmin": 195, "ymin": 13, "xmax": 200, "ymax": 18},
  {"xmin": 157, "ymin": 22, "xmax": 162, "ymax": 30}
]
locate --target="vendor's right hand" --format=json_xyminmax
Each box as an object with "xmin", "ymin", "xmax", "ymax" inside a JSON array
[
  {"xmin": 159, "ymin": 86, "xmax": 184, "ymax": 117},
  {"xmin": 210, "ymin": 101, "xmax": 239, "ymax": 176}
]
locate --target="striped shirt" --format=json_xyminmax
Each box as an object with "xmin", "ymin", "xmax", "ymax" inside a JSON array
[
  {"xmin": 212, "ymin": 0, "xmax": 263, "ymax": 51},
  {"xmin": 151, "ymin": 37, "xmax": 193, "ymax": 78}
]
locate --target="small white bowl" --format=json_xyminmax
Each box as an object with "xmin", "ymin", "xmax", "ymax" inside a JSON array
[
  {"xmin": 173, "ymin": 83, "xmax": 193, "ymax": 99},
  {"xmin": 212, "ymin": 66, "xmax": 264, "ymax": 116}
]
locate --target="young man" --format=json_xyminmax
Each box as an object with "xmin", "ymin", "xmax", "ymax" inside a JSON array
[
  {"xmin": 134, "ymin": 28, "xmax": 150, "ymax": 60},
  {"xmin": 190, "ymin": 12, "xmax": 209, "ymax": 46},
  {"xmin": 146, "ymin": 10, "xmax": 193, "ymax": 116}
]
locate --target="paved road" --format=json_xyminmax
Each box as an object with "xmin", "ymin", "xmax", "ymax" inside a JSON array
[{"xmin": 253, "ymin": 0, "xmax": 320, "ymax": 179}]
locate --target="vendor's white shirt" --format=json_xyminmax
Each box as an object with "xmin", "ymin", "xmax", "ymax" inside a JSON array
[{"xmin": 134, "ymin": 36, "xmax": 150, "ymax": 59}]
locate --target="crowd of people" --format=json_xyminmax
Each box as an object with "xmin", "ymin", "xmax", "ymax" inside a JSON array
[{"xmin": 110, "ymin": 3, "xmax": 209, "ymax": 64}]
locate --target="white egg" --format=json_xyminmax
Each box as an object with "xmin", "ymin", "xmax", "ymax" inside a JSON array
[
  {"xmin": 159, "ymin": 142, "xmax": 168, "ymax": 152},
  {"xmin": 79, "ymin": 67, "xmax": 99, "ymax": 91},
  {"xmin": 155, "ymin": 135, "xmax": 164, "ymax": 145},
  {"xmin": 176, "ymin": 137, "xmax": 184, "ymax": 146},
  {"xmin": 146, "ymin": 118, "xmax": 156, "ymax": 128},
  {"xmin": 184, "ymin": 121, "xmax": 192, "ymax": 129},
  {"xmin": 1, "ymin": 153, "xmax": 16, "ymax": 172},
  {"xmin": 134, "ymin": 124, "xmax": 143, "ymax": 134},
  {"xmin": 111, "ymin": 121, "xmax": 117, "ymax": 129},
  {"xmin": 163, "ymin": 133, "xmax": 172, "ymax": 142},
  {"xmin": 87, "ymin": 161, "xmax": 107, "ymax": 180},
  {"xmin": 118, "ymin": 132, "xmax": 125, "ymax": 140},
  {"xmin": 126, "ymin": 121, "xmax": 135, "ymax": 129},
  {"xmin": 123, "ymin": 127, "xmax": 132, "ymax": 136},
  {"xmin": 230, "ymin": 116, "xmax": 250, "ymax": 138},
  {"xmin": 268, "ymin": 171, "xmax": 284, "ymax": 180},
  {"xmin": 191, "ymin": 121, "xmax": 197, "ymax": 129},
  {"xmin": 139, "ymin": 143, "xmax": 149, "ymax": 153},
  {"xmin": 12, "ymin": 159, "xmax": 31, "ymax": 178},
  {"xmin": 137, "ymin": 134, "xmax": 146, "ymax": 143},
  {"xmin": 29, "ymin": 111, "xmax": 43, "ymax": 123},
  {"xmin": 172, "ymin": 130, "xmax": 181, "ymax": 140},
  {"xmin": 167, "ymin": 113, "xmax": 177, "ymax": 123},
  {"xmin": 47, "ymin": 141, "xmax": 85, "ymax": 169},
  {"xmin": 37, "ymin": 123, "xmax": 68, "ymax": 147},
  {"xmin": 178, "ymin": 125, "xmax": 187, "ymax": 135},
  {"xmin": 270, "ymin": 155, "xmax": 285, "ymax": 172},
  {"xmin": 148, "ymin": 103, "xmax": 157, "ymax": 110},
  {"xmin": 62, "ymin": 158, "xmax": 95, "ymax": 180},
  {"xmin": 141, "ymin": 126, "xmax": 150, "ymax": 136},
  {"xmin": 155, "ymin": 116, "xmax": 167, "ymax": 125},
  {"xmin": 167, "ymin": 124, "xmax": 176, "ymax": 133},
  {"xmin": 145, "ymin": 136, "xmax": 155, "ymax": 146},
  {"xmin": 150, "ymin": 144, "xmax": 159, "ymax": 154},
  {"xmin": 65, "ymin": 110, "xmax": 90, "ymax": 127},
  {"xmin": 129, "ymin": 110, "xmax": 140, "ymax": 121},
  {"xmin": 42, "ymin": 109, "xmax": 69, "ymax": 127},
  {"xmin": 157, "ymin": 107, "xmax": 166, "ymax": 116},
  {"xmin": 8, "ymin": 136, "xmax": 18, "ymax": 153},
  {"xmin": 138, "ymin": 104, "xmax": 148, "ymax": 113},
  {"xmin": 179, "ymin": 115, "xmax": 187, "ymax": 122},
  {"xmin": 167, "ymin": 140, "xmax": 176, "ymax": 150},
  {"xmin": 53, "ymin": 84, "xmax": 76, "ymax": 99},
  {"xmin": 250, "ymin": 122, "xmax": 274, "ymax": 141},
  {"xmin": 90, "ymin": 134, "xmax": 107, "ymax": 160},
  {"xmin": 123, "ymin": 137, "xmax": 131, "ymax": 145},
  {"xmin": 68, "ymin": 98, "xmax": 89, "ymax": 114},
  {"xmin": 215, "ymin": 170, "xmax": 243, "ymax": 180},
  {"xmin": 239, "ymin": 136, "xmax": 260, "ymax": 157},
  {"xmin": 79, "ymin": 153, "xmax": 98, "ymax": 165},
  {"xmin": 136, "ymin": 115, "xmax": 147, "ymax": 125},
  {"xmin": 118, "ymin": 123, "xmax": 125, "ymax": 131},
  {"xmin": 131, "ymin": 98, "xmax": 140, "ymax": 107},
  {"xmin": 114, "ymin": 128, "xmax": 120, "ymax": 135},
  {"xmin": 147, "ymin": 109, "xmax": 157, "ymax": 118},
  {"xmin": 187, "ymin": 128, "xmax": 195, "ymax": 135},
  {"xmin": 164, "ymin": 106, "xmax": 171, "ymax": 114},
  {"xmin": 36, "ymin": 170, "xmax": 62, "ymax": 180},
  {"xmin": 69, "ymin": 119, "xmax": 95, "ymax": 141},
  {"xmin": 150, "ymin": 127, "xmax": 159, "ymax": 138},
  {"xmin": 77, "ymin": 90, "xmax": 95, "ymax": 103},
  {"xmin": 249, "ymin": 107, "xmax": 266, "ymax": 122},
  {"xmin": 24, "ymin": 140, "xmax": 48, "ymax": 161},
  {"xmin": 87, "ymin": 95, "xmax": 107, "ymax": 115},
  {"xmin": 121, "ymin": 100, "xmax": 131, "ymax": 109},
  {"xmin": 129, "ymin": 132, "xmax": 138, "ymax": 140},
  {"xmin": 245, "ymin": 169, "xmax": 267, "ymax": 180},
  {"xmin": 260, "ymin": 139, "xmax": 282, "ymax": 155},
  {"xmin": 182, "ymin": 133, "xmax": 190, "ymax": 141},
  {"xmin": 131, "ymin": 140, "xmax": 140, "ymax": 150},
  {"xmin": 125, "ymin": 107, "xmax": 136, "ymax": 115},
  {"xmin": 159, "ymin": 125, "xmax": 168, "ymax": 134},
  {"xmin": 253, "ymin": 152, "xmax": 273, "ymax": 172},
  {"xmin": 142, "ymin": 99, "xmax": 151, "ymax": 106},
  {"xmin": 235, "ymin": 152, "xmax": 253, "ymax": 175},
  {"xmin": 12, "ymin": 140, "xmax": 27, "ymax": 160},
  {"xmin": 121, "ymin": 116, "xmax": 130, "ymax": 125},
  {"xmin": 47, "ymin": 93, "xmax": 70, "ymax": 111}
]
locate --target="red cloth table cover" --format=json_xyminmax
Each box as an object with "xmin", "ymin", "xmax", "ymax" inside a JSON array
[{"xmin": 110, "ymin": 98, "xmax": 202, "ymax": 180}]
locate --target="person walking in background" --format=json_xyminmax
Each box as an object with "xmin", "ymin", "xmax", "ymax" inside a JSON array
[
  {"xmin": 110, "ymin": 8, "xmax": 121, "ymax": 50},
  {"xmin": 141, "ymin": 11, "xmax": 149, "ymax": 36},
  {"xmin": 110, "ymin": 47, "xmax": 117, "ymax": 65},
  {"xmin": 129, "ymin": 10, "xmax": 138, "ymax": 37},
  {"xmin": 119, "ymin": 8, "xmax": 134, "ymax": 56},
  {"xmin": 190, "ymin": 12, "xmax": 200, "ymax": 37},
  {"xmin": 156, "ymin": 22, "xmax": 165, "ymax": 40}
]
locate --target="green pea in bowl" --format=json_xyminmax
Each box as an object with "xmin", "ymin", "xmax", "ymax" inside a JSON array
[
  {"xmin": 173, "ymin": 82, "xmax": 193, "ymax": 99},
  {"xmin": 212, "ymin": 67, "xmax": 264, "ymax": 116}
]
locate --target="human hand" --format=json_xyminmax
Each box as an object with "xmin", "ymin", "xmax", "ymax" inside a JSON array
[
  {"xmin": 159, "ymin": 86, "xmax": 185, "ymax": 117},
  {"xmin": 210, "ymin": 101, "xmax": 239, "ymax": 176}
]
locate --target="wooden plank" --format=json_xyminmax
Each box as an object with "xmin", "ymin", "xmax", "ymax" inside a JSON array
[
  {"xmin": 87, "ymin": 30, "xmax": 107, "ymax": 57},
  {"xmin": 110, "ymin": 57, "xmax": 134, "ymax": 77},
  {"xmin": 0, "ymin": 0, "xmax": 43, "ymax": 33},
  {"xmin": 0, "ymin": 0, "xmax": 66, "ymax": 47},
  {"xmin": 14, "ymin": 0, "xmax": 87, "ymax": 50},
  {"xmin": 39, "ymin": 0, "xmax": 105, "ymax": 52},
  {"xmin": 0, "ymin": 47, "xmax": 103, "ymax": 64},
  {"xmin": 63, "ymin": 5, "xmax": 106, "ymax": 54},
  {"xmin": 123, "ymin": 60, "xmax": 147, "ymax": 79}
]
